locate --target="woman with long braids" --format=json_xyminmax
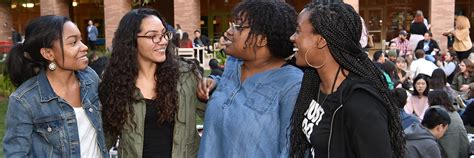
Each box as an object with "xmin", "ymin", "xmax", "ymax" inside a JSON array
[
  {"xmin": 196, "ymin": 1, "xmax": 302, "ymax": 157},
  {"xmin": 99, "ymin": 8, "xmax": 203, "ymax": 157},
  {"xmin": 289, "ymin": 1, "xmax": 404, "ymax": 158}
]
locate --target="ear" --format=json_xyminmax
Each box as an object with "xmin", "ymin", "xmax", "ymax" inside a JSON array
[
  {"xmin": 40, "ymin": 48, "xmax": 55, "ymax": 62},
  {"xmin": 256, "ymin": 35, "xmax": 267, "ymax": 47},
  {"xmin": 315, "ymin": 35, "xmax": 327, "ymax": 49}
]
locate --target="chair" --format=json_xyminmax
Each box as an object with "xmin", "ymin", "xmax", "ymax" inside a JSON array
[{"xmin": 177, "ymin": 48, "xmax": 195, "ymax": 59}]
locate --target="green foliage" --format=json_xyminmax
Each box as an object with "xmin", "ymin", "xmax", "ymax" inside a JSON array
[
  {"xmin": 215, "ymin": 50, "xmax": 227, "ymax": 66},
  {"xmin": 0, "ymin": 74, "xmax": 15, "ymax": 97},
  {"xmin": 132, "ymin": 0, "xmax": 157, "ymax": 6}
]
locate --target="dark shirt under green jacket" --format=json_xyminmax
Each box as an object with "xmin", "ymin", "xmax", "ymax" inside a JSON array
[{"xmin": 108, "ymin": 60, "xmax": 205, "ymax": 158}]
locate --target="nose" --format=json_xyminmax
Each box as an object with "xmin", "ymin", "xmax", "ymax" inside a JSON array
[
  {"xmin": 80, "ymin": 40, "xmax": 88, "ymax": 52},
  {"xmin": 290, "ymin": 33, "xmax": 296, "ymax": 43}
]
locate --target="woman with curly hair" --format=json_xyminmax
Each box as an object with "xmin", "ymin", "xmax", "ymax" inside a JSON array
[
  {"xmin": 196, "ymin": 1, "xmax": 302, "ymax": 157},
  {"xmin": 289, "ymin": 1, "xmax": 405, "ymax": 157},
  {"xmin": 99, "ymin": 8, "xmax": 203, "ymax": 157}
]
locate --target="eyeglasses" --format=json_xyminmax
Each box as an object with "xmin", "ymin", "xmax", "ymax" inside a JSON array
[
  {"xmin": 229, "ymin": 22, "xmax": 250, "ymax": 32},
  {"xmin": 137, "ymin": 32, "xmax": 173, "ymax": 43}
]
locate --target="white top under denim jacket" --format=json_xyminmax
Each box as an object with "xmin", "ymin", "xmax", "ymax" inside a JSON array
[{"xmin": 3, "ymin": 67, "xmax": 108, "ymax": 158}]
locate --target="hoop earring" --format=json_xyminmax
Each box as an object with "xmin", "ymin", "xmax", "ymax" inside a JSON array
[
  {"xmin": 304, "ymin": 47, "xmax": 327, "ymax": 69},
  {"xmin": 48, "ymin": 62, "xmax": 56, "ymax": 71}
]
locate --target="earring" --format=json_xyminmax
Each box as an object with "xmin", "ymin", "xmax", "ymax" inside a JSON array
[
  {"xmin": 48, "ymin": 62, "xmax": 56, "ymax": 71},
  {"xmin": 304, "ymin": 47, "xmax": 327, "ymax": 69}
]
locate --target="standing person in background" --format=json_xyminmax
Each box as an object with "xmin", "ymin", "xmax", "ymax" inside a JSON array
[
  {"xmin": 193, "ymin": 30, "xmax": 210, "ymax": 47},
  {"xmin": 99, "ymin": 8, "xmax": 204, "ymax": 158},
  {"xmin": 87, "ymin": 19, "xmax": 99, "ymax": 52},
  {"xmin": 409, "ymin": 12, "xmax": 428, "ymax": 54},
  {"xmin": 196, "ymin": 1, "xmax": 302, "ymax": 157},
  {"xmin": 179, "ymin": 32, "xmax": 193, "ymax": 48},
  {"xmin": 3, "ymin": 15, "xmax": 108, "ymax": 157},
  {"xmin": 444, "ymin": 16, "xmax": 472, "ymax": 61},
  {"xmin": 428, "ymin": 90, "xmax": 470, "ymax": 158},
  {"xmin": 289, "ymin": 1, "xmax": 405, "ymax": 157}
]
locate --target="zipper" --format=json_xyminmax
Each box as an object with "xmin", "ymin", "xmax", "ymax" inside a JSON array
[{"xmin": 327, "ymin": 104, "xmax": 343, "ymax": 158}]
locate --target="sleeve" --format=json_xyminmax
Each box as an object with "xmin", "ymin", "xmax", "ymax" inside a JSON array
[
  {"xmin": 461, "ymin": 102, "xmax": 474, "ymax": 125},
  {"xmin": 345, "ymin": 89, "xmax": 392, "ymax": 158},
  {"xmin": 3, "ymin": 96, "xmax": 33, "ymax": 157},
  {"xmin": 443, "ymin": 62, "xmax": 456, "ymax": 76},
  {"xmin": 433, "ymin": 40, "xmax": 440, "ymax": 49},
  {"xmin": 415, "ymin": 40, "xmax": 423, "ymax": 51},
  {"xmin": 278, "ymin": 81, "xmax": 302, "ymax": 154},
  {"xmin": 404, "ymin": 96, "xmax": 414, "ymax": 115},
  {"xmin": 451, "ymin": 74, "xmax": 460, "ymax": 91},
  {"xmin": 453, "ymin": 29, "xmax": 470, "ymax": 41},
  {"xmin": 424, "ymin": 144, "xmax": 443, "ymax": 158}
]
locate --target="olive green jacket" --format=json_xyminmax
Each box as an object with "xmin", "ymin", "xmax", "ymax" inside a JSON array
[{"xmin": 110, "ymin": 61, "xmax": 205, "ymax": 158}]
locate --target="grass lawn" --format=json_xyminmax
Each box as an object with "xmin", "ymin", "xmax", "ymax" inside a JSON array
[{"xmin": 0, "ymin": 98, "xmax": 8, "ymax": 157}]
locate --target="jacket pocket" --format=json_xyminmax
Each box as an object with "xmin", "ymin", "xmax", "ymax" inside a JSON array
[
  {"xmin": 33, "ymin": 116, "xmax": 65, "ymax": 151},
  {"xmin": 244, "ymin": 85, "xmax": 277, "ymax": 113}
]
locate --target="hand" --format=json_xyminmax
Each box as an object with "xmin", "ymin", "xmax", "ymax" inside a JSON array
[
  {"xmin": 436, "ymin": 60, "xmax": 443, "ymax": 67},
  {"xmin": 196, "ymin": 77, "xmax": 216, "ymax": 102},
  {"xmin": 460, "ymin": 84, "xmax": 470, "ymax": 92}
]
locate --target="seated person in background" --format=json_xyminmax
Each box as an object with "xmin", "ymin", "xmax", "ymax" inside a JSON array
[
  {"xmin": 391, "ymin": 30, "xmax": 411, "ymax": 58},
  {"xmin": 208, "ymin": 59, "xmax": 223, "ymax": 77},
  {"xmin": 387, "ymin": 50, "xmax": 398, "ymax": 63},
  {"xmin": 405, "ymin": 108, "xmax": 451, "ymax": 158},
  {"xmin": 410, "ymin": 49, "xmax": 438, "ymax": 79},
  {"xmin": 372, "ymin": 50, "xmax": 385, "ymax": 69},
  {"xmin": 415, "ymin": 32, "xmax": 440, "ymax": 62},
  {"xmin": 392, "ymin": 88, "xmax": 420, "ymax": 129},
  {"xmin": 193, "ymin": 30, "xmax": 210, "ymax": 47},
  {"xmin": 88, "ymin": 52, "xmax": 109, "ymax": 78},
  {"xmin": 179, "ymin": 32, "xmax": 193, "ymax": 48}
]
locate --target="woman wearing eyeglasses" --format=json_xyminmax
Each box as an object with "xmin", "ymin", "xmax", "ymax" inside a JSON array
[
  {"xmin": 99, "ymin": 8, "xmax": 204, "ymax": 158},
  {"xmin": 196, "ymin": 1, "xmax": 302, "ymax": 157}
]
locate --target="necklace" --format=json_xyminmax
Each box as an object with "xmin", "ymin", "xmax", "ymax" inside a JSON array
[
  {"xmin": 317, "ymin": 67, "xmax": 343, "ymax": 107},
  {"xmin": 317, "ymin": 86, "xmax": 329, "ymax": 107}
]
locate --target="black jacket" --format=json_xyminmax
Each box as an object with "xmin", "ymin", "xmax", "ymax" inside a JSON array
[
  {"xmin": 328, "ymin": 76, "xmax": 393, "ymax": 158},
  {"xmin": 415, "ymin": 40, "xmax": 440, "ymax": 55}
]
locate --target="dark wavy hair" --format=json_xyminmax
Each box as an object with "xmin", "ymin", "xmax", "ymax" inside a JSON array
[
  {"xmin": 6, "ymin": 15, "xmax": 70, "ymax": 87},
  {"xmin": 232, "ymin": 0, "xmax": 297, "ymax": 59},
  {"xmin": 99, "ymin": 8, "xmax": 180, "ymax": 138},
  {"xmin": 290, "ymin": 1, "xmax": 405, "ymax": 157},
  {"xmin": 430, "ymin": 68, "xmax": 447, "ymax": 89},
  {"xmin": 412, "ymin": 74, "xmax": 430, "ymax": 96},
  {"xmin": 428, "ymin": 90, "xmax": 456, "ymax": 112}
]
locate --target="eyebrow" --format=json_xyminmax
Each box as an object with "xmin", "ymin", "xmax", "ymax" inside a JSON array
[
  {"xmin": 143, "ymin": 28, "xmax": 167, "ymax": 35},
  {"xmin": 66, "ymin": 35, "xmax": 79, "ymax": 40}
]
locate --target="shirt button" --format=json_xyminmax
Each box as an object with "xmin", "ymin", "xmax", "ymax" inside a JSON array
[
  {"xmin": 89, "ymin": 108, "xmax": 93, "ymax": 112},
  {"xmin": 47, "ymin": 126, "xmax": 52, "ymax": 132}
]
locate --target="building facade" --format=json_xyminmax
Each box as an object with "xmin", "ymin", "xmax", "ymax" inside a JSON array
[{"xmin": 0, "ymin": 0, "xmax": 467, "ymax": 52}]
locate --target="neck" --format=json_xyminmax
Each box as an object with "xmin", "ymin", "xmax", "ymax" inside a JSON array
[
  {"xmin": 138, "ymin": 60, "xmax": 157, "ymax": 80},
  {"xmin": 316, "ymin": 57, "xmax": 347, "ymax": 94},
  {"xmin": 241, "ymin": 56, "xmax": 285, "ymax": 74},
  {"xmin": 46, "ymin": 69, "xmax": 77, "ymax": 86}
]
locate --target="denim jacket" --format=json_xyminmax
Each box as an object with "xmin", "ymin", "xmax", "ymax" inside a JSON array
[
  {"xmin": 198, "ymin": 56, "xmax": 303, "ymax": 157},
  {"xmin": 3, "ymin": 67, "xmax": 108, "ymax": 158}
]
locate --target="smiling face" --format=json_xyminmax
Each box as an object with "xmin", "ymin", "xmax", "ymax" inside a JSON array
[
  {"xmin": 49, "ymin": 21, "xmax": 89, "ymax": 71},
  {"xmin": 222, "ymin": 14, "xmax": 253, "ymax": 59},
  {"xmin": 290, "ymin": 9, "xmax": 326, "ymax": 67},
  {"xmin": 136, "ymin": 15, "xmax": 168, "ymax": 64}
]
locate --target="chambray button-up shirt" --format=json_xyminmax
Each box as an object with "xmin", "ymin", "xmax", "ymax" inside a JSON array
[{"xmin": 198, "ymin": 56, "xmax": 303, "ymax": 158}]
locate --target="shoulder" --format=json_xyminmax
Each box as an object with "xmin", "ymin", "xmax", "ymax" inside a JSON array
[
  {"xmin": 11, "ymin": 76, "xmax": 39, "ymax": 99},
  {"xmin": 77, "ymin": 66, "xmax": 100, "ymax": 84}
]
